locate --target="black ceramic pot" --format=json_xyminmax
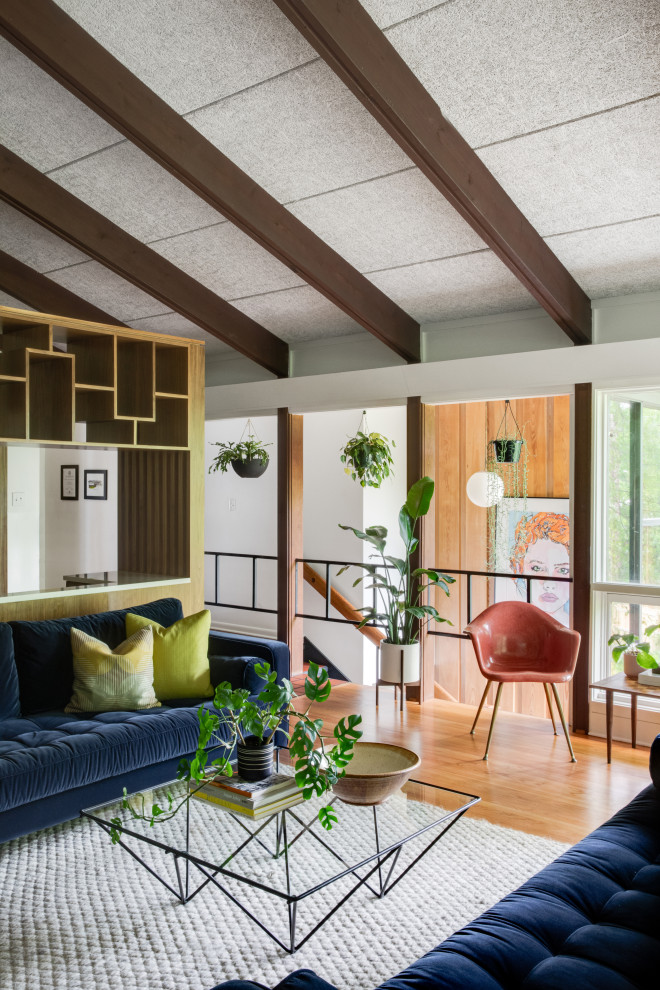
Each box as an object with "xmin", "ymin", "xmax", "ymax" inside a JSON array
[
  {"xmin": 491, "ymin": 439, "xmax": 523, "ymax": 463},
  {"xmin": 231, "ymin": 456, "xmax": 269, "ymax": 478},
  {"xmin": 237, "ymin": 736, "xmax": 274, "ymax": 781}
]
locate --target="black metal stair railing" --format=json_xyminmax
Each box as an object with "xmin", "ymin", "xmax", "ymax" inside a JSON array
[
  {"xmin": 204, "ymin": 551, "xmax": 277, "ymax": 614},
  {"xmin": 203, "ymin": 551, "xmax": 573, "ymax": 640}
]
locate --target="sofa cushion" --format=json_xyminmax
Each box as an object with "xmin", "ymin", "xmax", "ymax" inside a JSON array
[
  {"xmin": 10, "ymin": 597, "xmax": 183, "ymax": 714},
  {"xmin": 0, "ymin": 622, "xmax": 20, "ymax": 720},
  {"xmin": 126, "ymin": 609, "xmax": 213, "ymax": 700},
  {"xmin": 65, "ymin": 626, "xmax": 160, "ymax": 713},
  {"xmin": 0, "ymin": 701, "xmax": 226, "ymax": 814}
]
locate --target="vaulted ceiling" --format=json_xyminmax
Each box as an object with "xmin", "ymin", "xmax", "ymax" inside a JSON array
[{"xmin": 0, "ymin": 0, "xmax": 658, "ymax": 379}]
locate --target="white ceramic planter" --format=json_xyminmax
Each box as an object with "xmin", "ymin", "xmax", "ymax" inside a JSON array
[{"xmin": 379, "ymin": 642, "xmax": 420, "ymax": 684}]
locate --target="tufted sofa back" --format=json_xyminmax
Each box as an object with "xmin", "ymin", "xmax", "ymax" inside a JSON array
[{"xmin": 0, "ymin": 598, "xmax": 183, "ymax": 717}]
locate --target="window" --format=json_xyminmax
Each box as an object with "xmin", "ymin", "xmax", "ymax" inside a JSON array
[{"xmin": 594, "ymin": 389, "xmax": 660, "ymax": 686}]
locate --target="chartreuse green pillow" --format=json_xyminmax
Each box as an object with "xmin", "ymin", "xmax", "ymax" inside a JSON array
[
  {"xmin": 125, "ymin": 609, "xmax": 213, "ymax": 700},
  {"xmin": 65, "ymin": 626, "xmax": 159, "ymax": 713}
]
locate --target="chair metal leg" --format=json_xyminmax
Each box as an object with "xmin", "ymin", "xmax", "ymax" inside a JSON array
[
  {"xmin": 471, "ymin": 682, "xmax": 491, "ymax": 735},
  {"xmin": 483, "ymin": 683, "xmax": 503, "ymax": 761},
  {"xmin": 543, "ymin": 683, "xmax": 558, "ymax": 735},
  {"xmin": 551, "ymin": 683, "xmax": 577, "ymax": 762}
]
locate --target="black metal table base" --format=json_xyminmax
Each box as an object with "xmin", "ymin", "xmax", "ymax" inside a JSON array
[{"xmin": 84, "ymin": 792, "xmax": 477, "ymax": 954}]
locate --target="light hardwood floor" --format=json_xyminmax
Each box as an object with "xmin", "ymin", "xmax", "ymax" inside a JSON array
[{"xmin": 293, "ymin": 683, "xmax": 652, "ymax": 845}]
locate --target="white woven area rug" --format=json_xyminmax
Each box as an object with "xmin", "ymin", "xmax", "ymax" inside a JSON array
[{"xmin": 0, "ymin": 794, "xmax": 568, "ymax": 990}]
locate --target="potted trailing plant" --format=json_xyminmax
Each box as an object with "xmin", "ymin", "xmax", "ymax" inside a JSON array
[
  {"xmin": 209, "ymin": 419, "xmax": 271, "ymax": 478},
  {"xmin": 110, "ymin": 661, "xmax": 362, "ymax": 838},
  {"xmin": 608, "ymin": 626, "xmax": 660, "ymax": 680},
  {"xmin": 340, "ymin": 411, "xmax": 395, "ymax": 489},
  {"xmin": 338, "ymin": 477, "xmax": 455, "ymax": 684}
]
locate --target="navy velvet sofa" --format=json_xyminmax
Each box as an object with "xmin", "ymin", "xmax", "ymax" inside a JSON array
[
  {"xmin": 214, "ymin": 736, "xmax": 660, "ymax": 990},
  {"xmin": 0, "ymin": 596, "xmax": 289, "ymax": 844}
]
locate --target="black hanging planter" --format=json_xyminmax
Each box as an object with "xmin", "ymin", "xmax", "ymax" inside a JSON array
[
  {"xmin": 491, "ymin": 439, "xmax": 524, "ymax": 464},
  {"xmin": 231, "ymin": 455, "xmax": 269, "ymax": 479},
  {"xmin": 490, "ymin": 401, "xmax": 525, "ymax": 465},
  {"xmin": 236, "ymin": 735, "xmax": 274, "ymax": 781}
]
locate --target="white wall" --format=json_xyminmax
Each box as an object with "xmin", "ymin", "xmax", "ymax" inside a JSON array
[
  {"xmin": 42, "ymin": 448, "xmax": 117, "ymax": 589},
  {"xmin": 6, "ymin": 446, "xmax": 41, "ymax": 594},
  {"xmin": 202, "ymin": 407, "xmax": 407, "ymax": 684},
  {"xmin": 302, "ymin": 409, "xmax": 368, "ymax": 682},
  {"xmin": 6, "ymin": 446, "xmax": 117, "ymax": 594},
  {"xmin": 204, "ymin": 415, "xmax": 278, "ymax": 636},
  {"xmin": 361, "ymin": 407, "xmax": 407, "ymax": 683}
]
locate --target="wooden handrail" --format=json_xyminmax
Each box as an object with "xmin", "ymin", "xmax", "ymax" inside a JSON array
[{"xmin": 302, "ymin": 563, "xmax": 385, "ymax": 647}]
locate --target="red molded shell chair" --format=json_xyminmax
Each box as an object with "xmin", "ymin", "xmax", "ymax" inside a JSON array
[{"xmin": 464, "ymin": 601, "xmax": 580, "ymax": 762}]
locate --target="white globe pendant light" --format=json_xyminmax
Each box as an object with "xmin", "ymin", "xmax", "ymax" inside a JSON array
[{"xmin": 466, "ymin": 471, "xmax": 504, "ymax": 508}]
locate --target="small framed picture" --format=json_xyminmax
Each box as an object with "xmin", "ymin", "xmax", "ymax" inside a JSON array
[
  {"xmin": 84, "ymin": 469, "xmax": 108, "ymax": 501},
  {"xmin": 61, "ymin": 465, "xmax": 79, "ymax": 501}
]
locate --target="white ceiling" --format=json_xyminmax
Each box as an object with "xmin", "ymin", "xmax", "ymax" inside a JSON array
[{"xmin": 1, "ymin": 0, "xmax": 658, "ymax": 368}]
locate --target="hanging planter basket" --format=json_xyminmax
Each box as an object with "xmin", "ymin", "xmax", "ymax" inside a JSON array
[
  {"xmin": 490, "ymin": 438, "xmax": 524, "ymax": 463},
  {"xmin": 340, "ymin": 411, "xmax": 395, "ymax": 489},
  {"xmin": 231, "ymin": 455, "xmax": 269, "ymax": 479},
  {"xmin": 208, "ymin": 419, "xmax": 271, "ymax": 479}
]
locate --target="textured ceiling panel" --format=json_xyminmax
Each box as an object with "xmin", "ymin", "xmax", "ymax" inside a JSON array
[
  {"xmin": 189, "ymin": 60, "xmax": 411, "ymax": 203},
  {"xmin": 0, "ymin": 202, "xmax": 90, "ymax": 272},
  {"xmin": 548, "ymin": 217, "xmax": 660, "ymax": 298},
  {"xmin": 46, "ymin": 262, "xmax": 167, "ymax": 321},
  {"xmin": 126, "ymin": 312, "xmax": 232, "ymax": 356},
  {"xmin": 361, "ymin": 1, "xmax": 447, "ymax": 27},
  {"xmin": 386, "ymin": 0, "xmax": 660, "ymax": 146},
  {"xmin": 367, "ymin": 252, "xmax": 535, "ymax": 324},
  {"xmin": 232, "ymin": 286, "xmax": 364, "ymax": 343},
  {"xmin": 479, "ymin": 100, "xmax": 660, "ymax": 235},
  {"xmin": 50, "ymin": 141, "xmax": 221, "ymax": 243},
  {"xmin": 0, "ymin": 38, "xmax": 122, "ymax": 172},
  {"xmin": 289, "ymin": 168, "xmax": 485, "ymax": 271},
  {"xmin": 0, "ymin": 291, "xmax": 33, "ymax": 310},
  {"xmin": 152, "ymin": 223, "xmax": 304, "ymax": 300},
  {"xmin": 56, "ymin": 0, "xmax": 315, "ymax": 114}
]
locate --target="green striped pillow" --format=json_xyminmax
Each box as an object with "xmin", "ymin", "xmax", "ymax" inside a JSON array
[{"xmin": 65, "ymin": 626, "xmax": 160, "ymax": 713}]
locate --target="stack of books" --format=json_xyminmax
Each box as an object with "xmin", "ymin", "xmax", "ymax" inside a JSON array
[{"xmin": 190, "ymin": 771, "xmax": 302, "ymax": 819}]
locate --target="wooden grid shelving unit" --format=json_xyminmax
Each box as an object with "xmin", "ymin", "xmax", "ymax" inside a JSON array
[{"xmin": 0, "ymin": 306, "xmax": 199, "ymax": 450}]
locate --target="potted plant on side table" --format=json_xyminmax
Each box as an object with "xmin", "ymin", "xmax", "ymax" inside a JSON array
[
  {"xmin": 608, "ymin": 626, "xmax": 660, "ymax": 680},
  {"xmin": 110, "ymin": 661, "xmax": 362, "ymax": 839},
  {"xmin": 338, "ymin": 476, "xmax": 455, "ymax": 687}
]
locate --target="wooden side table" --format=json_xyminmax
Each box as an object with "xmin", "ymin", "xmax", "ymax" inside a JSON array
[{"xmin": 589, "ymin": 672, "xmax": 660, "ymax": 763}]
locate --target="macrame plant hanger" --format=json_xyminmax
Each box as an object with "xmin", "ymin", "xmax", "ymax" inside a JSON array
[{"xmin": 486, "ymin": 400, "xmax": 528, "ymax": 571}]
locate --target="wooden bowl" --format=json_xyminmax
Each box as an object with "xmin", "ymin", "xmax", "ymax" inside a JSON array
[{"xmin": 332, "ymin": 742, "xmax": 421, "ymax": 806}]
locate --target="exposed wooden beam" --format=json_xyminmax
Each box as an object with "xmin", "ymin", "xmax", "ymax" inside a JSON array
[
  {"xmin": 0, "ymin": 249, "xmax": 128, "ymax": 327},
  {"xmin": 0, "ymin": 0, "xmax": 420, "ymax": 364},
  {"xmin": 572, "ymin": 383, "xmax": 593, "ymax": 733},
  {"xmin": 0, "ymin": 147, "xmax": 289, "ymax": 377},
  {"xmin": 273, "ymin": 0, "xmax": 593, "ymax": 346}
]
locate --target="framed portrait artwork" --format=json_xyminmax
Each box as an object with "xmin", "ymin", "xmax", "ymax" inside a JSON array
[
  {"xmin": 493, "ymin": 497, "xmax": 571, "ymax": 627},
  {"xmin": 84, "ymin": 469, "xmax": 108, "ymax": 501},
  {"xmin": 60, "ymin": 465, "xmax": 78, "ymax": 500}
]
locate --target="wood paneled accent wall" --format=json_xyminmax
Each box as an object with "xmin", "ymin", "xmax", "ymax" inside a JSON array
[
  {"xmin": 118, "ymin": 449, "xmax": 190, "ymax": 576},
  {"xmin": 432, "ymin": 395, "xmax": 571, "ymax": 720}
]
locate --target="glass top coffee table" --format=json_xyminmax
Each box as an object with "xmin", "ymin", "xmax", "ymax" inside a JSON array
[{"xmin": 83, "ymin": 767, "xmax": 480, "ymax": 953}]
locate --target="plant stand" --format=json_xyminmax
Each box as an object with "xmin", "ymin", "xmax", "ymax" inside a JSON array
[{"xmin": 375, "ymin": 645, "xmax": 421, "ymax": 712}]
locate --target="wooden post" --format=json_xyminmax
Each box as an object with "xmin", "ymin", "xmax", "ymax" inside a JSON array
[
  {"xmin": 277, "ymin": 408, "xmax": 304, "ymax": 674},
  {"xmin": 407, "ymin": 397, "xmax": 436, "ymax": 701},
  {"xmin": 572, "ymin": 383, "xmax": 592, "ymax": 732}
]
